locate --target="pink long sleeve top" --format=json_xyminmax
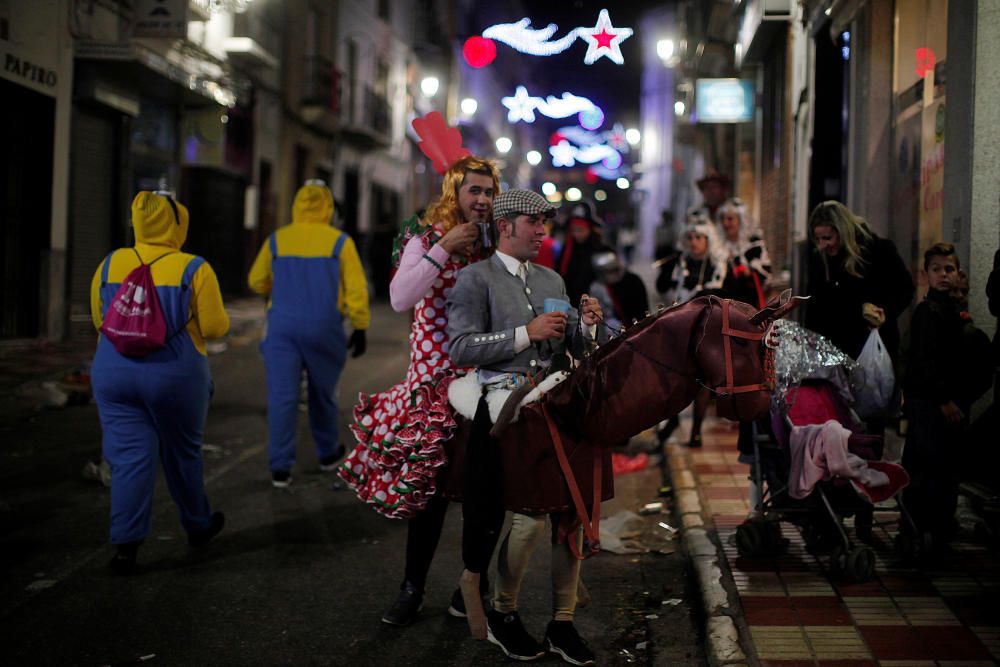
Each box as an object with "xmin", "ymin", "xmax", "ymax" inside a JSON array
[{"xmin": 389, "ymin": 234, "xmax": 452, "ymax": 312}]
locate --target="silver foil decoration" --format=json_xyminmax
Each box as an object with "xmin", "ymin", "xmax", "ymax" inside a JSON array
[{"xmin": 771, "ymin": 320, "xmax": 860, "ymax": 411}]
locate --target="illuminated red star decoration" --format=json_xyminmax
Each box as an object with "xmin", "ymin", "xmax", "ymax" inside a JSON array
[{"xmin": 579, "ymin": 9, "xmax": 633, "ymax": 65}]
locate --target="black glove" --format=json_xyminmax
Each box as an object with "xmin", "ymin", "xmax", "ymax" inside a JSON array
[{"xmin": 348, "ymin": 329, "xmax": 367, "ymax": 358}]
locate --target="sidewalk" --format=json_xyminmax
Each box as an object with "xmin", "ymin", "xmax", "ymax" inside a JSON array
[{"xmin": 668, "ymin": 417, "xmax": 1000, "ymax": 666}]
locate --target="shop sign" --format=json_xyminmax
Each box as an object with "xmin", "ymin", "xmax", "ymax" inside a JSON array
[
  {"xmin": 133, "ymin": 0, "xmax": 189, "ymax": 39},
  {"xmin": 2, "ymin": 49, "xmax": 57, "ymax": 88},
  {"xmin": 695, "ymin": 79, "xmax": 754, "ymax": 123}
]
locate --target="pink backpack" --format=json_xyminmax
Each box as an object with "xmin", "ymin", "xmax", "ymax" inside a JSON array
[{"xmin": 100, "ymin": 249, "xmax": 174, "ymax": 357}]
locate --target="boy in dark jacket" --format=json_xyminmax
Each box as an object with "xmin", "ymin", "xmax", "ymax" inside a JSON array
[{"xmin": 902, "ymin": 243, "xmax": 991, "ymax": 547}]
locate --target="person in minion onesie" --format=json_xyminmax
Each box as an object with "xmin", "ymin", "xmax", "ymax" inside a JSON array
[
  {"xmin": 90, "ymin": 191, "xmax": 230, "ymax": 574},
  {"xmin": 248, "ymin": 180, "xmax": 370, "ymax": 488}
]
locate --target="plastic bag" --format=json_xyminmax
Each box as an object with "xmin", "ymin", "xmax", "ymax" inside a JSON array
[{"xmin": 853, "ymin": 329, "xmax": 894, "ymax": 419}]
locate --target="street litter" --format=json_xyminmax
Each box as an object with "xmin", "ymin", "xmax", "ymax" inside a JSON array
[
  {"xmin": 81, "ymin": 459, "xmax": 112, "ymax": 487},
  {"xmin": 662, "ymin": 598, "xmax": 683, "ymax": 606},
  {"xmin": 25, "ymin": 579, "xmax": 57, "ymax": 591},
  {"xmin": 658, "ymin": 521, "xmax": 678, "ymax": 535},
  {"xmin": 200, "ymin": 444, "xmax": 228, "ymax": 459},
  {"xmin": 644, "ymin": 614, "xmax": 659, "ymax": 620},
  {"xmin": 599, "ymin": 511, "xmax": 647, "ymax": 554},
  {"xmin": 639, "ymin": 502, "xmax": 663, "ymax": 515},
  {"xmin": 612, "ymin": 451, "xmax": 649, "ymax": 476},
  {"xmin": 17, "ymin": 381, "xmax": 69, "ymax": 408},
  {"xmin": 635, "ymin": 641, "xmax": 647, "ymax": 650}
]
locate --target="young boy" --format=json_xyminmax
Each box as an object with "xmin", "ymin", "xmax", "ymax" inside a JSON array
[{"xmin": 901, "ymin": 243, "xmax": 984, "ymax": 547}]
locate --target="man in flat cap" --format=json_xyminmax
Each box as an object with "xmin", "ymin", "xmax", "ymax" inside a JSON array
[
  {"xmin": 690, "ymin": 169, "xmax": 732, "ymax": 224},
  {"xmin": 447, "ymin": 188, "xmax": 603, "ymax": 665}
]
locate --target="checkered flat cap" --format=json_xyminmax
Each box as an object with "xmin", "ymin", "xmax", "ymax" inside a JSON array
[{"xmin": 493, "ymin": 188, "xmax": 557, "ymax": 221}]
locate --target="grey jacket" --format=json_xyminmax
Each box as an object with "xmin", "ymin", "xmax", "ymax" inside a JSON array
[{"xmin": 447, "ymin": 254, "xmax": 602, "ymax": 374}]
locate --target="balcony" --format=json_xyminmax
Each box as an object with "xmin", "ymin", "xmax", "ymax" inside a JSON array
[
  {"xmin": 341, "ymin": 85, "xmax": 391, "ymax": 149},
  {"xmin": 300, "ymin": 56, "xmax": 341, "ymax": 133}
]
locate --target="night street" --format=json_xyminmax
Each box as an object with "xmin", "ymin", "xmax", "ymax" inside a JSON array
[{"xmin": 0, "ymin": 303, "xmax": 705, "ymax": 666}]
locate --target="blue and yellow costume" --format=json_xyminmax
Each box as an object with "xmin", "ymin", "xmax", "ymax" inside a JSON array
[
  {"xmin": 90, "ymin": 192, "xmax": 230, "ymax": 546},
  {"xmin": 248, "ymin": 183, "xmax": 370, "ymax": 478}
]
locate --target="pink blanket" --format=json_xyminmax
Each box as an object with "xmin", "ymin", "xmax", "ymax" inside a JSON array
[{"xmin": 788, "ymin": 420, "xmax": 889, "ymax": 500}]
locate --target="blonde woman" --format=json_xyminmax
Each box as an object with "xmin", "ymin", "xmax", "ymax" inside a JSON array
[{"xmin": 805, "ymin": 201, "xmax": 913, "ymax": 363}]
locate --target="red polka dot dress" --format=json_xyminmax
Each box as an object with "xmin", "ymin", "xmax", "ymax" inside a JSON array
[{"xmin": 338, "ymin": 226, "xmax": 473, "ymax": 518}]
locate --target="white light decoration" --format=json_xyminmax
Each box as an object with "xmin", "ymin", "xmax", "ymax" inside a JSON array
[
  {"xmin": 546, "ymin": 191, "xmax": 564, "ymax": 203},
  {"xmin": 502, "ymin": 85, "xmax": 603, "ymax": 124},
  {"xmin": 496, "ymin": 136, "xmax": 513, "ymax": 154},
  {"xmin": 526, "ymin": 150, "xmax": 542, "ymax": 166},
  {"xmin": 461, "ymin": 98, "xmax": 478, "ymax": 115},
  {"xmin": 578, "ymin": 9, "xmax": 633, "ymax": 65},
  {"xmin": 421, "ymin": 76, "xmax": 440, "ymax": 97},
  {"xmin": 550, "ymin": 140, "xmax": 577, "ymax": 167},
  {"xmin": 480, "ymin": 9, "xmax": 634, "ymax": 66},
  {"xmin": 578, "ymin": 106, "xmax": 605, "ymax": 130},
  {"xmin": 594, "ymin": 189, "xmax": 607, "ymax": 201},
  {"xmin": 674, "ymin": 100, "xmax": 686, "ymax": 116},
  {"xmin": 625, "ymin": 128, "xmax": 641, "ymax": 145},
  {"xmin": 656, "ymin": 39, "xmax": 675, "ymax": 61},
  {"xmin": 616, "ymin": 177, "xmax": 630, "ymax": 189},
  {"xmin": 541, "ymin": 181, "xmax": 557, "ymax": 196},
  {"xmin": 566, "ymin": 187, "xmax": 582, "ymax": 201}
]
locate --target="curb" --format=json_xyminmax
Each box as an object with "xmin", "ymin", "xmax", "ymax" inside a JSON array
[{"xmin": 666, "ymin": 441, "xmax": 752, "ymax": 667}]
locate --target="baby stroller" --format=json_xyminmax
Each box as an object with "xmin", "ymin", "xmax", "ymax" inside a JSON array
[{"xmin": 734, "ymin": 323, "xmax": 911, "ymax": 582}]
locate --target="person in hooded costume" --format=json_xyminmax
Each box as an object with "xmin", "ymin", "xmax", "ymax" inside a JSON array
[
  {"xmin": 90, "ymin": 191, "xmax": 230, "ymax": 573},
  {"xmin": 248, "ymin": 181, "xmax": 370, "ymax": 488},
  {"xmin": 556, "ymin": 202, "xmax": 610, "ymax": 307}
]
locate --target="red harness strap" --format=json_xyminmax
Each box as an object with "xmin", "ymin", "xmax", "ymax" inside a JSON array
[
  {"xmin": 541, "ymin": 403, "xmax": 601, "ymax": 560},
  {"xmin": 718, "ymin": 299, "xmax": 768, "ymax": 395}
]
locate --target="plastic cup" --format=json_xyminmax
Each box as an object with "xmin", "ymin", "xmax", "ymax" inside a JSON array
[{"xmin": 543, "ymin": 298, "xmax": 571, "ymax": 314}]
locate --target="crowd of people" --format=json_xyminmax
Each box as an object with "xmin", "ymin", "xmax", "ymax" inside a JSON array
[{"xmin": 87, "ymin": 142, "xmax": 998, "ymax": 664}]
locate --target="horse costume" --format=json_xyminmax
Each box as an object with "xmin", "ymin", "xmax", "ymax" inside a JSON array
[{"xmin": 442, "ymin": 292, "xmax": 800, "ymax": 551}]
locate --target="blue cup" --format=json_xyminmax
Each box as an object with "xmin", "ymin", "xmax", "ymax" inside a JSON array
[{"xmin": 543, "ymin": 298, "xmax": 571, "ymax": 314}]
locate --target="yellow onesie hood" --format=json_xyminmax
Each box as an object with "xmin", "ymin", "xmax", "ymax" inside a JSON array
[
  {"xmin": 292, "ymin": 183, "xmax": 335, "ymax": 225},
  {"xmin": 131, "ymin": 191, "xmax": 189, "ymax": 248}
]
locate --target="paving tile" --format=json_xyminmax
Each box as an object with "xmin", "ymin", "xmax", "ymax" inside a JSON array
[
  {"xmin": 858, "ymin": 626, "xmax": 992, "ymax": 661},
  {"xmin": 782, "ymin": 572, "xmax": 837, "ymax": 597},
  {"xmin": 969, "ymin": 626, "xmax": 1000, "ymax": 660},
  {"xmin": 803, "ymin": 625, "xmax": 871, "ymax": 659},
  {"xmin": 752, "ymin": 626, "xmax": 812, "ymax": 659},
  {"xmin": 793, "ymin": 597, "xmax": 854, "ymax": 625},
  {"xmin": 842, "ymin": 596, "xmax": 906, "ymax": 625},
  {"xmin": 933, "ymin": 576, "xmax": 985, "ymax": 597},
  {"xmin": 760, "ymin": 660, "xmax": 816, "ymax": 667},
  {"xmin": 856, "ymin": 626, "xmax": 929, "ymax": 660},
  {"xmin": 893, "ymin": 597, "xmax": 959, "ymax": 626},
  {"xmin": 947, "ymin": 599, "xmax": 1000, "ymax": 627}
]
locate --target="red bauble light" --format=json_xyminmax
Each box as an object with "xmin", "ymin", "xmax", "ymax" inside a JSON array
[
  {"xmin": 585, "ymin": 168, "xmax": 599, "ymax": 184},
  {"xmin": 549, "ymin": 131, "xmax": 567, "ymax": 146},
  {"xmin": 463, "ymin": 37, "xmax": 497, "ymax": 68}
]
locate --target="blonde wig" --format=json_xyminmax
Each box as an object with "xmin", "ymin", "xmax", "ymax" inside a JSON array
[
  {"xmin": 808, "ymin": 200, "xmax": 873, "ymax": 279},
  {"xmin": 422, "ymin": 155, "xmax": 500, "ymax": 234}
]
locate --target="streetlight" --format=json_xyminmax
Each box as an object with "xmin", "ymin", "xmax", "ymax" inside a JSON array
[
  {"xmin": 625, "ymin": 128, "xmax": 640, "ymax": 146},
  {"xmin": 566, "ymin": 187, "xmax": 582, "ymax": 201},
  {"xmin": 421, "ymin": 76, "xmax": 440, "ymax": 97},
  {"xmin": 526, "ymin": 150, "xmax": 542, "ymax": 166},
  {"xmin": 616, "ymin": 177, "xmax": 630, "ymax": 190},
  {"xmin": 656, "ymin": 39, "xmax": 675, "ymax": 62},
  {"xmin": 674, "ymin": 100, "xmax": 686, "ymax": 116},
  {"xmin": 541, "ymin": 182, "xmax": 557, "ymax": 196},
  {"xmin": 460, "ymin": 97, "xmax": 478, "ymax": 115},
  {"xmin": 594, "ymin": 189, "xmax": 607, "ymax": 201},
  {"xmin": 495, "ymin": 136, "xmax": 512, "ymax": 154}
]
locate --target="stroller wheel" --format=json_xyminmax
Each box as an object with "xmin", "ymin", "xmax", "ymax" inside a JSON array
[
  {"xmin": 736, "ymin": 521, "xmax": 764, "ymax": 557},
  {"xmin": 829, "ymin": 545, "xmax": 848, "ymax": 576},
  {"xmin": 845, "ymin": 545, "xmax": 876, "ymax": 582}
]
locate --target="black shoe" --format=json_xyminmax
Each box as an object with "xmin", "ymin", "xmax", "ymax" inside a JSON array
[
  {"xmin": 319, "ymin": 447, "xmax": 345, "ymax": 472},
  {"xmin": 486, "ymin": 609, "xmax": 545, "ymax": 661},
  {"xmin": 447, "ymin": 587, "xmax": 467, "ymax": 618},
  {"xmin": 271, "ymin": 471, "xmax": 292, "ymax": 488},
  {"xmin": 656, "ymin": 416, "xmax": 679, "ymax": 444},
  {"xmin": 382, "ymin": 581, "xmax": 423, "ymax": 626},
  {"xmin": 109, "ymin": 541, "xmax": 140, "ymax": 575},
  {"xmin": 545, "ymin": 620, "xmax": 595, "ymax": 666},
  {"xmin": 188, "ymin": 512, "xmax": 225, "ymax": 547}
]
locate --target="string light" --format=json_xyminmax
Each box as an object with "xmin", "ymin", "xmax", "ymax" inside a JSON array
[
  {"xmin": 480, "ymin": 9, "xmax": 634, "ymax": 66},
  {"xmin": 502, "ymin": 85, "xmax": 603, "ymax": 125}
]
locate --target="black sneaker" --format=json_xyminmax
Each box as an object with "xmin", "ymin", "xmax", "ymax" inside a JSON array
[
  {"xmin": 447, "ymin": 587, "xmax": 467, "ymax": 618},
  {"xmin": 109, "ymin": 541, "xmax": 140, "ymax": 575},
  {"xmin": 486, "ymin": 609, "xmax": 545, "ymax": 661},
  {"xmin": 382, "ymin": 581, "xmax": 423, "ymax": 626},
  {"xmin": 319, "ymin": 447, "xmax": 345, "ymax": 472},
  {"xmin": 271, "ymin": 471, "xmax": 292, "ymax": 488},
  {"xmin": 188, "ymin": 512, "xmax": 225, "ymax": 547},
  {"xmin": 545, "ymin": 620, "xmax": 595, "ymax": 666}
]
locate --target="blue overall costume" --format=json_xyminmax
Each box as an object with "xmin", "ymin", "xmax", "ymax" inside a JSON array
[
  {"xmin": 90, "ymin": 192, "xmax": 230, "ymax": 546},
  {"xmin": 248, "ymin": 183, "xmax": 370, "ymax": 477}
]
